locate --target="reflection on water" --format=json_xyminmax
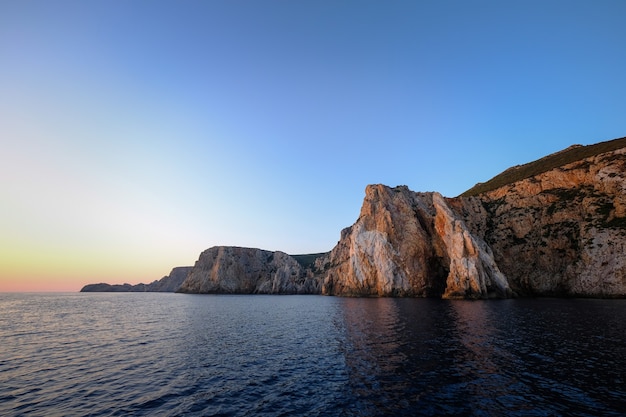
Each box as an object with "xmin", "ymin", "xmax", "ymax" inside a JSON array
[
  {"xmin": 337, "ymin": 298, "xmax": 626, "ymax": 416},
  {"xmin": 0, "ymin": 294, "xmax": 624, "ymax": 416},
  {"xmin": 339, "ymin": 299, "xmax": 405, "ymax": 414}
]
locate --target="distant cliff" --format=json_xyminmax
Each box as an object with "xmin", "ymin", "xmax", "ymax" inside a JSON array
[
  {"xmin": 176, "ymin": 247, "xmax": 326, "ymax": 294},
  {"xmin": 80, "ymin": 266, "xmax": 192, "ymax": 292}
]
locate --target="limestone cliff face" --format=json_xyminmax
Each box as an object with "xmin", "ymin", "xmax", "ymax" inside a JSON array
[
  {"xmin": 86, "ymin": 138, "xmax": 626, "ymax": 299},
  {"xmin": 452, "ymin": 147, "xmax": 626, "ymax": 297},
  {"xmin": 177, "ymin": 246, "xmax": 323, "ymax": 294},
  {"xmin": 321, "ymin": 141, "xmax": 626, "ymax": 298},
  {"xmin": 322, "ymin": 185, "xmax": 511, "ymax": 298},
  {"xmin": 433, "ymin": 194, "xmax": 511, "ymax": 299}
]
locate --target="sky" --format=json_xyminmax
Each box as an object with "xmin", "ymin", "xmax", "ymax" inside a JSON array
[{"xmin": 1, "ymin": 0, "xmax": 625, "ymax": 291}]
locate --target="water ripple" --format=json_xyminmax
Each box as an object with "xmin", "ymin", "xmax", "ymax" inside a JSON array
[{"xmin": 0, "ymin": 294, "xmax": 625, "ymax": 416}]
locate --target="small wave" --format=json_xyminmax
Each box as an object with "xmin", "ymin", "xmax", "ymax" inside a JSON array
[{"xmin": 0, "ymin": 294, "xmax": 624, "ymax": 416}]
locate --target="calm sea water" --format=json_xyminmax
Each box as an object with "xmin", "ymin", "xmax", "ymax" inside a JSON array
[{"xmin": 0, "ymin": 293, "xmax": 625, "ymax": 416}]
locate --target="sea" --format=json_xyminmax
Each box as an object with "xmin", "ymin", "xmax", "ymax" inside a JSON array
[{"xmin": 0, "ymin": 293, "xmax": 624, "ymax": 416}]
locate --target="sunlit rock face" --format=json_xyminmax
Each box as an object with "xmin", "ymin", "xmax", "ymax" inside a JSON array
[
  {"xmin": 452, "ymin": 148, "xmax": 626, "ymax": 297},
  {"xmin": 177, "ymin": 247, "xmax": 323, "ymax": 294},
  {"xmin": 321, "ymin": 185, "xmax": 511, "ymax": 299},
  {"xmin": 175, "ymin": 142, "xmax": 626, "ymax": 299},
  {"xmin": 433, "ymin": 193, "xmax": 511, "ymax": 299}
]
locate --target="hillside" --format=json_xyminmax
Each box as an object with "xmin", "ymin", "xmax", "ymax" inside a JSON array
[
  {"xmin": 290, "ymin": 253, "xmax": 328, "ymax": 269},
  {"xmin": 321, "ymin": 135, "xmax": 626, "ymax": 298},
  {"xmin": 461, "ymin": 136, "xmax": 626, "ymax": 196},
  {"xmin": 80, "ymin": 267, "xmax": 192, "ymax": 292}
]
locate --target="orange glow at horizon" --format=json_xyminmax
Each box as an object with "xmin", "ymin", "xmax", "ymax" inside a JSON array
[
  {"xmin": 0, "ymin": 243, "xmax": 191, "ymax": 292},
  {"xmin": 0, "ymin": 267, "xmax": 158, "ymax": 293}
]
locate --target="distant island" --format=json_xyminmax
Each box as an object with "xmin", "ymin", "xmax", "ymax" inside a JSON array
[
  {"xmin": 82, "ymin": 136, "xmax": 626, "ymax": 299},
  {"xmin": 81, "ymin": 267, "xmax": 191, "ymax": 293}
]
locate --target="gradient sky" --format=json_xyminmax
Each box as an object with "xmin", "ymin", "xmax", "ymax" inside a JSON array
[{"xmin": 2, "ymin": 1, "xmax": 625, "ymax": 291}]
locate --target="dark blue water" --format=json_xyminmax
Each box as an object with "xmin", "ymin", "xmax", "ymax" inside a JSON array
[{"xmin": 0, "ymin": 293, "xmax": 625, "ymax": 416}]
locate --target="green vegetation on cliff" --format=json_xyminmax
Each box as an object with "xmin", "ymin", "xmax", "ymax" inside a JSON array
[
  {"xmin": 461, "ymin": 136, "xmax": 626, "ymax": 197},
  {"xmin": 290, "ymin": 253, "xmax": 328, "ymax": 269}
]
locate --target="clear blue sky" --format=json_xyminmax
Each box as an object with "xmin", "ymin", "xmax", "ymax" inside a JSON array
[{"xmin": 1, "ymin": 0, "xmax": 625, "ymax": 290}]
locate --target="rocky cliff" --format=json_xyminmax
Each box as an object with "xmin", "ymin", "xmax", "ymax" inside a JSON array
[
  {"xmin": 82, "ymin": 136, "xmax": 626, "ymax": 299},
  {"xmin": 80, "ymin": 266, "xmax": 192, "ymax": 292},
  {"xmin": 321, "ymin": 185, "xmax": 511, "ymax": 298},
  {"xmin": 176, "ymin": 246, "xmax": 325, "ymax": 294},
  {"xmin": 452, "ymin": 145, "xmax": 626, "ymax": 297},
  {"xmin": 322, "ymin": 137, "xmax": 626, "ymax": 298},
  {"xmin": 149, "ymin": 267, "xmax": 193, "ymax": 292}
]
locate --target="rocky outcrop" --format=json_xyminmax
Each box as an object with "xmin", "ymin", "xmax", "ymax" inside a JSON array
[
  {"xmin": 80, "ymin": 266, "xmax": 192, "ymax": 292},
  {"xmin": 321, "ymin": 185, "xmax": 511, "ymax": 298},
  {"xmin": 321, "ymin": 138, "xmax": 626, "ymax": 298},
  {"xmin": 433, "ymin": 194, "xmax": 511, "ymax": 299},
  {"xmin": 82, "ymin": 136, "xmax": 626, "ymax": 299},
  {"xmin": 451, "ymin": 147, "xmax": 626, "ymax": 297},
  {"xmin": 80, "ymin": 282, "xmax": 144, "ymax": 292},
  {"xmin": 176, "ymin": 246, "xmax": 325, "ymax": 294},
  {"xmin": 148, "ymin": 267, "xmax": 193, "ymax": 292}
]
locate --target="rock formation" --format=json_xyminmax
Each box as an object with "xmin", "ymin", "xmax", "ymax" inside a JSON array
[
  {"xmin": 80, "ymin": 282, "xmax": 143, "ymax": 292},
  {"xmin": 83, "ymin": 136, "xmax": 626, "ymax": 299},
  {"xmin": 452, "ymin": 144, "xmax": 626, "ymax": 297},
  {"xmin": 148, "ymin": 267, "xmax": 193, "ymax": 292},
  {"xmin": 176, "ymin": 246, "xmax": 325, "ymax": 294},
  {"xmin": 80, "ymin": 266, "xmax": 192, "ymax": 292},
  {"xmin": 319, "ymin": 137, "xmax": 626, "ymax": 298},
  {"xmin": 321, "ymin": 185, "xmax": 511, "ymax": 298}
]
